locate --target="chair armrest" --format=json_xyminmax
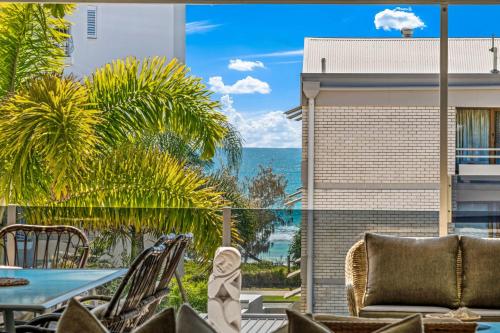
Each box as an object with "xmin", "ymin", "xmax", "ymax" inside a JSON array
[
  {"xmin": 24, "ymin": 313, "xmax": 61, "ymax": 326},
  {"xmin": 78, "ymin": 295, "xmax": 112, "ymax": 303},
  {"xmin": 15, "ymin": 325, "xmax": 55, "ymax": 333},
  {"xmin": 15, "ymin": 313, "xmax": 62, "ymax": 333}
]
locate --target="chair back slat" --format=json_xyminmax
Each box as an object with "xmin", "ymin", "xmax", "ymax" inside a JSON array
[
  {"xmin": 102, "ymin": 234, "xmax": 191, "ymax": 332},
  {"xmin": 0, "ymin": 225, "xmax": 89, "ymax": 269}
]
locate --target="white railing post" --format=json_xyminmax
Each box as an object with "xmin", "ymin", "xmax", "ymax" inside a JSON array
[
  {"xmin": 6, "ymin": 204, "xmax": 17, "ymax": 265},
  {"xmin": 222, "ymin": 207, "xmax": 231, "ymax": 247}
]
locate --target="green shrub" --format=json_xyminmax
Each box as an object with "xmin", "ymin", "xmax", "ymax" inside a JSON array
[
  {"xmin": 163, "ymin": 261, "xmax": 209, "ymax": 313},
  {"xmin": 242, "ymin": 262, "xmax": 300, "ymax": 289}
]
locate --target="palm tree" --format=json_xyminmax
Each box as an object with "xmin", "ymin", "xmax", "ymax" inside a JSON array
[
  {"xmin": 0, "ymin": 3, "xmax": 72, "ymax": 97},
  {"xmin": 0, "ymin": 4, "xmax": 242, "ymax": 257}
]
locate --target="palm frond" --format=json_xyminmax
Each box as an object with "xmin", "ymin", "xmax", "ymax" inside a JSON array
[
  {"xmin": 86, "ymin": 57, "xmax": 228, "ymax": 159},
  {"xmin": 139, "ymin": 131, "xmax": 211, "ymax": 168},
  {"xmin": 27, "ymin": 146, "xmax": 228, "ymax": 255},
  {"xmin": 220, "ymin": 122, "xmax": 243, "ymax": 172},
  {"xmin": 0, "ymin": 4, "xmax": 73, "ymax": 97},
  {"xmin": 0, "ymin": 75, "xmax": 101, "ymax": 201}
]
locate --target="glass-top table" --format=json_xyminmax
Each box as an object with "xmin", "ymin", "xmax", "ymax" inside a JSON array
[
  {"xmin": 0, "ymin": 268, "xmax": 127, "ymax": 333},
  {"xmin": 480, "ymin": 323, "xmax": 500, "ymax": 332}
]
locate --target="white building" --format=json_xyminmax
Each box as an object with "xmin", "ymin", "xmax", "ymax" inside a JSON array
[
  {"xmin": 286, "ymin": 36, "xmax": 500, "ymax": 314},
  {"xmin": 65, "ymin": 4, "xmax": 185, "ymax": 77}
]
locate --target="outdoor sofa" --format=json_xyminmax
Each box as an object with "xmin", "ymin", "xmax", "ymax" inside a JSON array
[{"xmin": 345, "ymin": 233, "xmax": 500, "ymax": 322}]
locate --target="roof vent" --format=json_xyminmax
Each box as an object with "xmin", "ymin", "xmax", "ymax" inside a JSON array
[{"xmin": 401, "ymin": 28, "xmax": 413, "ymax": 38}]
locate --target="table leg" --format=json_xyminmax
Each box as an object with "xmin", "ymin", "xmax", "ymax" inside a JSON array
[{"xmin": 3, "ymin": 310, "xmax": 15, "ymax": 333}]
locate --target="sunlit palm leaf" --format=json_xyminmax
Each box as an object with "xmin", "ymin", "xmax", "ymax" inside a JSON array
[
  {"xmin": 26, "ymin": 146, "xmax": 226, "ymax": 255},
  {"xmin": 86, "ymin": 57, "xmax": 228, "ymax": 159},
  {"xmin": 0, "ymin": 75, "xmax": 101, "ymax": 201},
  {"xmin": 0, "ymin": 4, "xmax": 73, "ymax": 97}
]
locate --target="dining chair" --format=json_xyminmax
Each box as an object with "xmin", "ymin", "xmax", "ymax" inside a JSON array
[
  {"xmin": 0, "ymin": 224, "xmax": 89, "ymax": 269},
  {"xmin": 15, "ymin": 233, "xmax": 192, "ymax": 333}
]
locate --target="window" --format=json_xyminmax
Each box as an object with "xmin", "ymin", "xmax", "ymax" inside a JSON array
[{"xmin": 87, "ymin": 6, "xmax": 97, "ymax": 39}]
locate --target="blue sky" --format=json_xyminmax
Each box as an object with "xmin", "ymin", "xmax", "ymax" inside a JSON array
[{"xmin": 186, "ymin": 5, "xmax": 500, "ymax": 148}]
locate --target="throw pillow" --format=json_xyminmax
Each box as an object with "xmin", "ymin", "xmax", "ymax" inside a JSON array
[
  {"xmin": 56, "ymin": 298, "xmax": 176, "ymax": 333},
  {"xmin": 364, "ymin": 233, "xmax": 460, "ymax": 308},
  {"xmin": 177, "ymin": 304, "xmax": 217, "ymax": 333},
  {"xmin": 56, "ymin": 298, "xmax": 107, "ymax": 333},
  {"xmin": 285, "ymin": 310, "xmax": 332, "ymax": 333},
  {"xmin": 460, "ymin": 236, "xmax": 500, "ymax": 308}
]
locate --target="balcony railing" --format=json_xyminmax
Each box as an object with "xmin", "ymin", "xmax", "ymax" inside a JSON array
[{"xmin": 456, "ymin": 148, "xmax": 500, "ymax": 175}]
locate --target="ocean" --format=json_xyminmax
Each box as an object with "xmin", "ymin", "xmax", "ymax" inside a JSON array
[{"xmin": 236, "ymin": 148, "xmax": 302, "ymax": 263}]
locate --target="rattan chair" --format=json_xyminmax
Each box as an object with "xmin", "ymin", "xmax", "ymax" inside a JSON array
[
  {"xmin": 16, "ymin": 234, "xmax": 191, "ymax": 333},
  {"xmin": 0, "ymin": 224, "xmax": 89, "ymax": 269}
]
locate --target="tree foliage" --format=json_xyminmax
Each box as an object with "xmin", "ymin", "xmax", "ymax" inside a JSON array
[
  {"xmin": 0, "ymin": 4, "xmax": 73, "ymax": 97},
  {"xmin": 0, "ymin": 4, "xmax": 242, "ymax": 258}
]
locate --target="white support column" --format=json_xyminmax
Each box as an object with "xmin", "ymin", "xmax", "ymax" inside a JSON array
[
  {"xmin": 6, "ymin": 204, "xmax": 16, "ymax": 265},
  {"xmin": 439, "ymin": 4, "xmax": 449, "ymax": 237},
  {"xmin": 303, "ymin": 81, "xmax": 320, "ymax": 313},
  {"xmin": 222, "ymin": 207, "xmax": 232, "ymax": 247}
]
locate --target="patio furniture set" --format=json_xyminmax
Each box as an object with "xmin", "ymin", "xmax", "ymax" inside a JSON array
[
  {"xmin": 1, "ymin": 223, "xmax": 499, "ymax": 333},
  {"xmin": 0, "ymin": 224, "xmax": 191, "ymax": 333}
]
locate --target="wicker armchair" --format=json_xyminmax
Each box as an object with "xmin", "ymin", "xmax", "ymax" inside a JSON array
[
  {"xmin": 345, "ymin": 239, "xmax": 463, "ymax": 317},
  {"xmin": 0, "ymin": 224, "xmax": 89, "ymax": 269},
  {"xmin": 16, "ymin": 234, "xmax": 191, "ymax": 333}
]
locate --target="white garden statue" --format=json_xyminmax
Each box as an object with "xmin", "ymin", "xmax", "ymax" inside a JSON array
[{"xmin": 208, "ymin": 247, "xmax": 242, "ymax": 333}]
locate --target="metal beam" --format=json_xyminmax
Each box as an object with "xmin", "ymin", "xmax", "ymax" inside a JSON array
[
  {"xmin": 439, "ymin": 4, "xmax": 449, "ymax": 236},
  {"xmin": 10, "ymin": 0, "xmax": 500, "ymax": 4}
]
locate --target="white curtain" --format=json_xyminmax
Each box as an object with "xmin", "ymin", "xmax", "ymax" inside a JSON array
[{"xmin": 456, "ymin": 109, "xmax": 490, "ymax": 164}]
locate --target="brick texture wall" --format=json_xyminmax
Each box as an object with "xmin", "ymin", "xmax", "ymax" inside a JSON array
[{"xmin": 300, "ymin": 105, "xmax": 456, "ymax": 313}]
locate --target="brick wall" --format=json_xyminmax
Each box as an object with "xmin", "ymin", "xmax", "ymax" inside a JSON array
[
  {"xmin": 301, "ymin": 211, "xmax": 439, "ymax": 314},
  {"xmin": 300, "ymin": 105, "xmax": 456, "ymax": 313}
]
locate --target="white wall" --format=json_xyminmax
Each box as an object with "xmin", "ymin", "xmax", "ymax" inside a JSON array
[{"xmin": 65, "ymin": 4, "xmax": 185, "ymax": 78}]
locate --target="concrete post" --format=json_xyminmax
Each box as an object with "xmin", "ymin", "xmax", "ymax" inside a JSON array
[
  {"xmin": 303, "ymin": 81, "xmax": 320, "ymax": 313},
  {"xmin": 222, "ymin": 207, "xmax": 231, "ymax": 247},
  {"xmin": 439, "ymin": 4, "xmax": 449, "ymax": 237},
  {"xmin": 6, "ymin": 204, "xmax": 17, "ymax": 265}
]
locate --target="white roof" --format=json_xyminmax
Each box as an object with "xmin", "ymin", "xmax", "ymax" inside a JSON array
[{"xmin": 303, "ymin": 38, "xmax": 495, "ymax": 74}]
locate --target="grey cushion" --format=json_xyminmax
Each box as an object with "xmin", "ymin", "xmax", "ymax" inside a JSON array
[
  {"xmin": 364, "ymin": 233, "xmax": 460, "ymax": 308},
  {"xmin": 460, "ymin": 236, "xmax": 500, "ymax": 308},
  {"xmin": 177, "ymin": 304, "xmax": 217, "ymax": 333},
  {"xmin": 57, "ymin": 298, "xmax": 176, "ymax": 333},
  {"xmin": 285, "ymin": 310, "xmax": 332, "ymax": 333},
  {"xmin": 372, "ymin": 314, "xmax": 423, "ymax": 333},
  {"xmin": 135, "ymin": 308, "xmax": 175, "ymax": 333},
  {"xmin": 359, "ymin": 305, "xmax": 452, "ymax": 318},
  {"xmin": 56, "ymin": 298, "xmax": 108, "ymax": 333}
]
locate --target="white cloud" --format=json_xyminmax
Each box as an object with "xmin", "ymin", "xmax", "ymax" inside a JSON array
[
  {"xmin": 243, "ymin": 49, "xmax": 303, "ymax": 58},
  {"xmin": 209, "ymin": 76, "xmax": 271, "ymax": 95},
  {"xmin": 220, "ymin": 95, "xmax": 301, "ymax": 148},
  {"xmin": 228, "ymin": 59, "xmax": 265, "ymax": 71},
  {"xmin": 186, "ymin": 21, "xmax": 220, "ymax": 34},
  {"xmin": 374, "ymin": 7, "xmax": 425, "ymax": 31}
]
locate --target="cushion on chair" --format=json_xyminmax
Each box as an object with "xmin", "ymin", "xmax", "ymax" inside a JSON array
[
  {"xmin": 359, "ymin": 305, "xmax": 452, "ymax": 318},
  {"xmin": 460, "ymin": 236, "xmax": 500, "ymax": 308},
  {"xmin": 177, "ymin": 304, "xmax": 217, "ymax": 333},
  {"xmin": 56, "ymin": 298, "xmax": 108, "ymax": 333},
  {"xmin": 285, "ymin": 310, "xmax": 332, "ymax": 333},
  {"xmin": 372, "ymin": 314, "xmax": 423, "ymax": 333},
  {"xmin": 134, "ymin": 308, "xmax": 176, "ymax": 333},
  {"xmin": 364, "ymin": 233, "xmax": 460, "ymax": 308},
  {"xmin": 57, "ymin": 298, "xmax": 176, "ymax": 333}
]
